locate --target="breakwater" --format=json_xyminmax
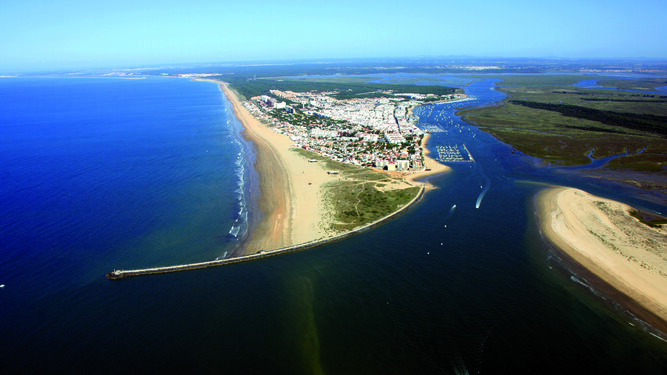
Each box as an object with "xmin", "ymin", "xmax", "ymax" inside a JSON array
[
  {"xmin": 106, "ymin": 185, "xmax": 425, "ymax": 279},
  {"xmin": 9, "ymin": 75, "xmax": 667, "ymax": 374}
]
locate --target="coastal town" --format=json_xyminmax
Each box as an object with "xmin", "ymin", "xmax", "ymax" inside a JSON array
[{"xmin": 240, "ymin": 88, "xmax": 467, "ymax": 171}]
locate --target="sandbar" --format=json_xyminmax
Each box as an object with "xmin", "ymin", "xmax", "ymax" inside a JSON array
[{"xmin": 537, "ymin": 187, "xmax": 667, "ymax": 328}]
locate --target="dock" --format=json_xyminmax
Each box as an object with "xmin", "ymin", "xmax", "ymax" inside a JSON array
[{"xmin": 436, "ymin": 144, "xmax": 474, "ymax": 163}]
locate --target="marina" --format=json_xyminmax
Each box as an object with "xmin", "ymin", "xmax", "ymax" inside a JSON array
[
  {"xmin": 436, "ymin": 144, "xmax": 475, "ymax": 163},
  {"xmin": 420, "ymin": 123, "xmax": 448, "ymax": 133}
]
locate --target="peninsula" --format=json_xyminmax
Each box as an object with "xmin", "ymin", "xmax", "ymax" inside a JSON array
[
  {"xmin": 537, "ymin": 187, "xmax": 667, "ymax": 330},
  {"xmin": 218, "ymin": 80, "xmax": 451, "ymax": 254},
  {"xmin": 106, "ymin": 78, "xmax": 452, "ymax": 279}
]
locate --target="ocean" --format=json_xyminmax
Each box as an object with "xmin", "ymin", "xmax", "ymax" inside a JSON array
[{"xmin": 0, "ymin": 76, "xmax": 665, "ymax": 374}]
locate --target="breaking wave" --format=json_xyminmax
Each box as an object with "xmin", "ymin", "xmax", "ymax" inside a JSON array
[{"xmin": 226, "ymin": 116, "xmax": 251, "ymax": 243}]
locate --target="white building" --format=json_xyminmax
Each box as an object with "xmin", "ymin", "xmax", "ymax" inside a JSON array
[{"xmin": 396, "ymin": 160, "xmax": 410, "ymax": 171}]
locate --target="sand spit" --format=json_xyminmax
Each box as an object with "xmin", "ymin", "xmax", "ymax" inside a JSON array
[
  {"xmin": 106, "ymin": 79, "xmax": 453, "ymax": 279},
  {"xmin": 537, "ymin": 187, "xmax": 667, "ymax": 328},
  {"xmin": 215, "ymin": 81, "xmax": 450, "ymax": 255}
]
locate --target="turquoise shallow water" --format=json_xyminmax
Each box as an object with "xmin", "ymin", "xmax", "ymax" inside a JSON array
[{"xmin": 0, "ymin": 76, "xmax": 665, "ymax": 374}]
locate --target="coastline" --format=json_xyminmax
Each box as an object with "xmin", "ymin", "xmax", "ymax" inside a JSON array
[
  {"xmin": 212, "ymin": 79, "xmax": 449, "ymax": 256},
  {"xmin": 405, "ymin": 133, "xmax": 451, "ymax": 187},
  {"xmin": 216, "ymin": 82, "xmax": 289, "ymax": 252},
  {"xmin": 106, "ymin": 184, "xmax": 427, "ymax": 280},
  {"xmin": 536, "ymin": 187, "xmax": 667, "ymax": 331},
  {"xmin": 106, "ymin": 78, "xmax": 446, "ymax": 278},
  {"xmin": 218, "ymin": 81, "xmax": 338, "ymax": 254}
]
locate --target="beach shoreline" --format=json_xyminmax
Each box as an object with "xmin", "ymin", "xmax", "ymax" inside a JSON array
[
  {"xmin": 536, "ymin": 187, "xmax": 667, "ymax": 333},
  {"xmin": 205, "ymin": 79, "xmax": 450, "ymax": 256},
  {"xmin": 405, "ymin": 133, "xmax": 451, "ymax": 187},
  {"xmin": 219, "ymin": 81, "xmax": 325, "ymax": 254}
]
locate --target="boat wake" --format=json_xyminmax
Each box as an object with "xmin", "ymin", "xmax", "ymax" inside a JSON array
[
  {"xmin": 445, "ymin": 204, "xmax": 457, "ymax": 219},
  {"xmin": 474, "ymin": 163, "xmax": 491, "ymax": 209}
]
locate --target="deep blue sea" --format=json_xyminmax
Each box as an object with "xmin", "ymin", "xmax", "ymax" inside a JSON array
[{"xmin": 0, "ymin": 76, "xmax": 665, "ymax": 374}]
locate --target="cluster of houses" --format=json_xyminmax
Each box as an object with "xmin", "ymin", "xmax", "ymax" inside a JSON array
[{"xmin": 245, "ymin": 89, "xmax": 440, "ymax": 171}]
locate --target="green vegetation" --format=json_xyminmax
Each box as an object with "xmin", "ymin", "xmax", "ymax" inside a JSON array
[
  {"xmin": 276, "ymin": 75, "xmax": 475, "ymax": 86},
  {"xmin": 326, "ymin": 183, "xmax": 419, "ymax": 231},
  {"xmin": 270, "ymin": 108, "xmax": 350, "ymax": 129},
  {"xmin": 537, "ymin": 89, "xmax": 667, "ymax": 115},
  {"xmin": 509, "ymin": 100, "xmax": 667, "ymax": 136},
  {"xmin": 606, "ymin": 154, "xmax": 667, "ymax": 173},
  {"xmin": 597, "ymin": 78, "xmax": 667, "ymax": 91},
  {"xmin": 459, "ymin": 85, "xmax": 667, "ymax": 169},
  {"xmin": 219, "ymin": 76, "xmax": 459, "ymax": 101},
  {"xmin": 293, "ymin": 148, "xmax": 390, "ymax": 180},
  {"xmin": 480, "ymin": 74, "xmax": 606, "ymax": 86},
  {"xmin": 268, "ymin": 76, "xmax": 376, "ymax": 84},
  {"xmin": 291, "ymin": 148, "xmax": 420, "ymax": 231}
]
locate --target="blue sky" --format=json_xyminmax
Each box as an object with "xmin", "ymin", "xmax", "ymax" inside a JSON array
[{"xmin": 1, "ymin": 0, "xmax": 666, "ymax": 72}]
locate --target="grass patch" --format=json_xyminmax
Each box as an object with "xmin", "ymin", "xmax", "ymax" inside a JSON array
[
  {"xmin": 606, "ymin": 153, "xmax": 667, "ymax": 173},
  {"xmin": 291, "ymin": 147, "xmax": 420, "ymax": 231},
  {"xmin": 292, "ymin": 148, "xmax": 328, "ymax": 161},
  {"xmin": 597, "ymin": 78, "xmax": 667, "ymax": 91},
  {"xmin": 327, "ymin": 183, "xmax": 419, "ymax": 231},
  {"xmin": 291, "ymin": 148, "xmax": 360, "ymax": 174}
]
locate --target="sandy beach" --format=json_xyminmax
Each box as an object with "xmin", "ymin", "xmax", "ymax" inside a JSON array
[
  {"xmin": 218, "ymin": 82, "xmax": 345, "ymax": 254},
  {"xmin": 201, "ymin": 79, "xmax": 451, "ymax": 257},
  {"xmin": 406, "ymin": 133, "xmax": 451, "ymax": 186},
  {"xmin": 537, "ymin": 187, "xmax": 667, "ymax": 326}
]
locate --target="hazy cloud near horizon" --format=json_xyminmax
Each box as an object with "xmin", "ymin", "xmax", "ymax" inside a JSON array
[{"xmin": 1, "ymin": 0, "xmax": 666, "ymax": 72}]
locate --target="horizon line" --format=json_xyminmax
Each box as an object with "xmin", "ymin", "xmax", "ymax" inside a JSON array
[{"xmin": 3, "ymin": 55, "xmax": 667, "ymax": 75}]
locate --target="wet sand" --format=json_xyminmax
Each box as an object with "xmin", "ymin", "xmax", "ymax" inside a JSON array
[{"xmin": 219, "ymin": 82, "xmax": 341, "ymax": 254}]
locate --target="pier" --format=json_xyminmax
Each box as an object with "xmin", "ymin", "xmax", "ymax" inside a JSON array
[{"xmin": 106, "ymin": 186, "xmax": 425, "ymax": 280}]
